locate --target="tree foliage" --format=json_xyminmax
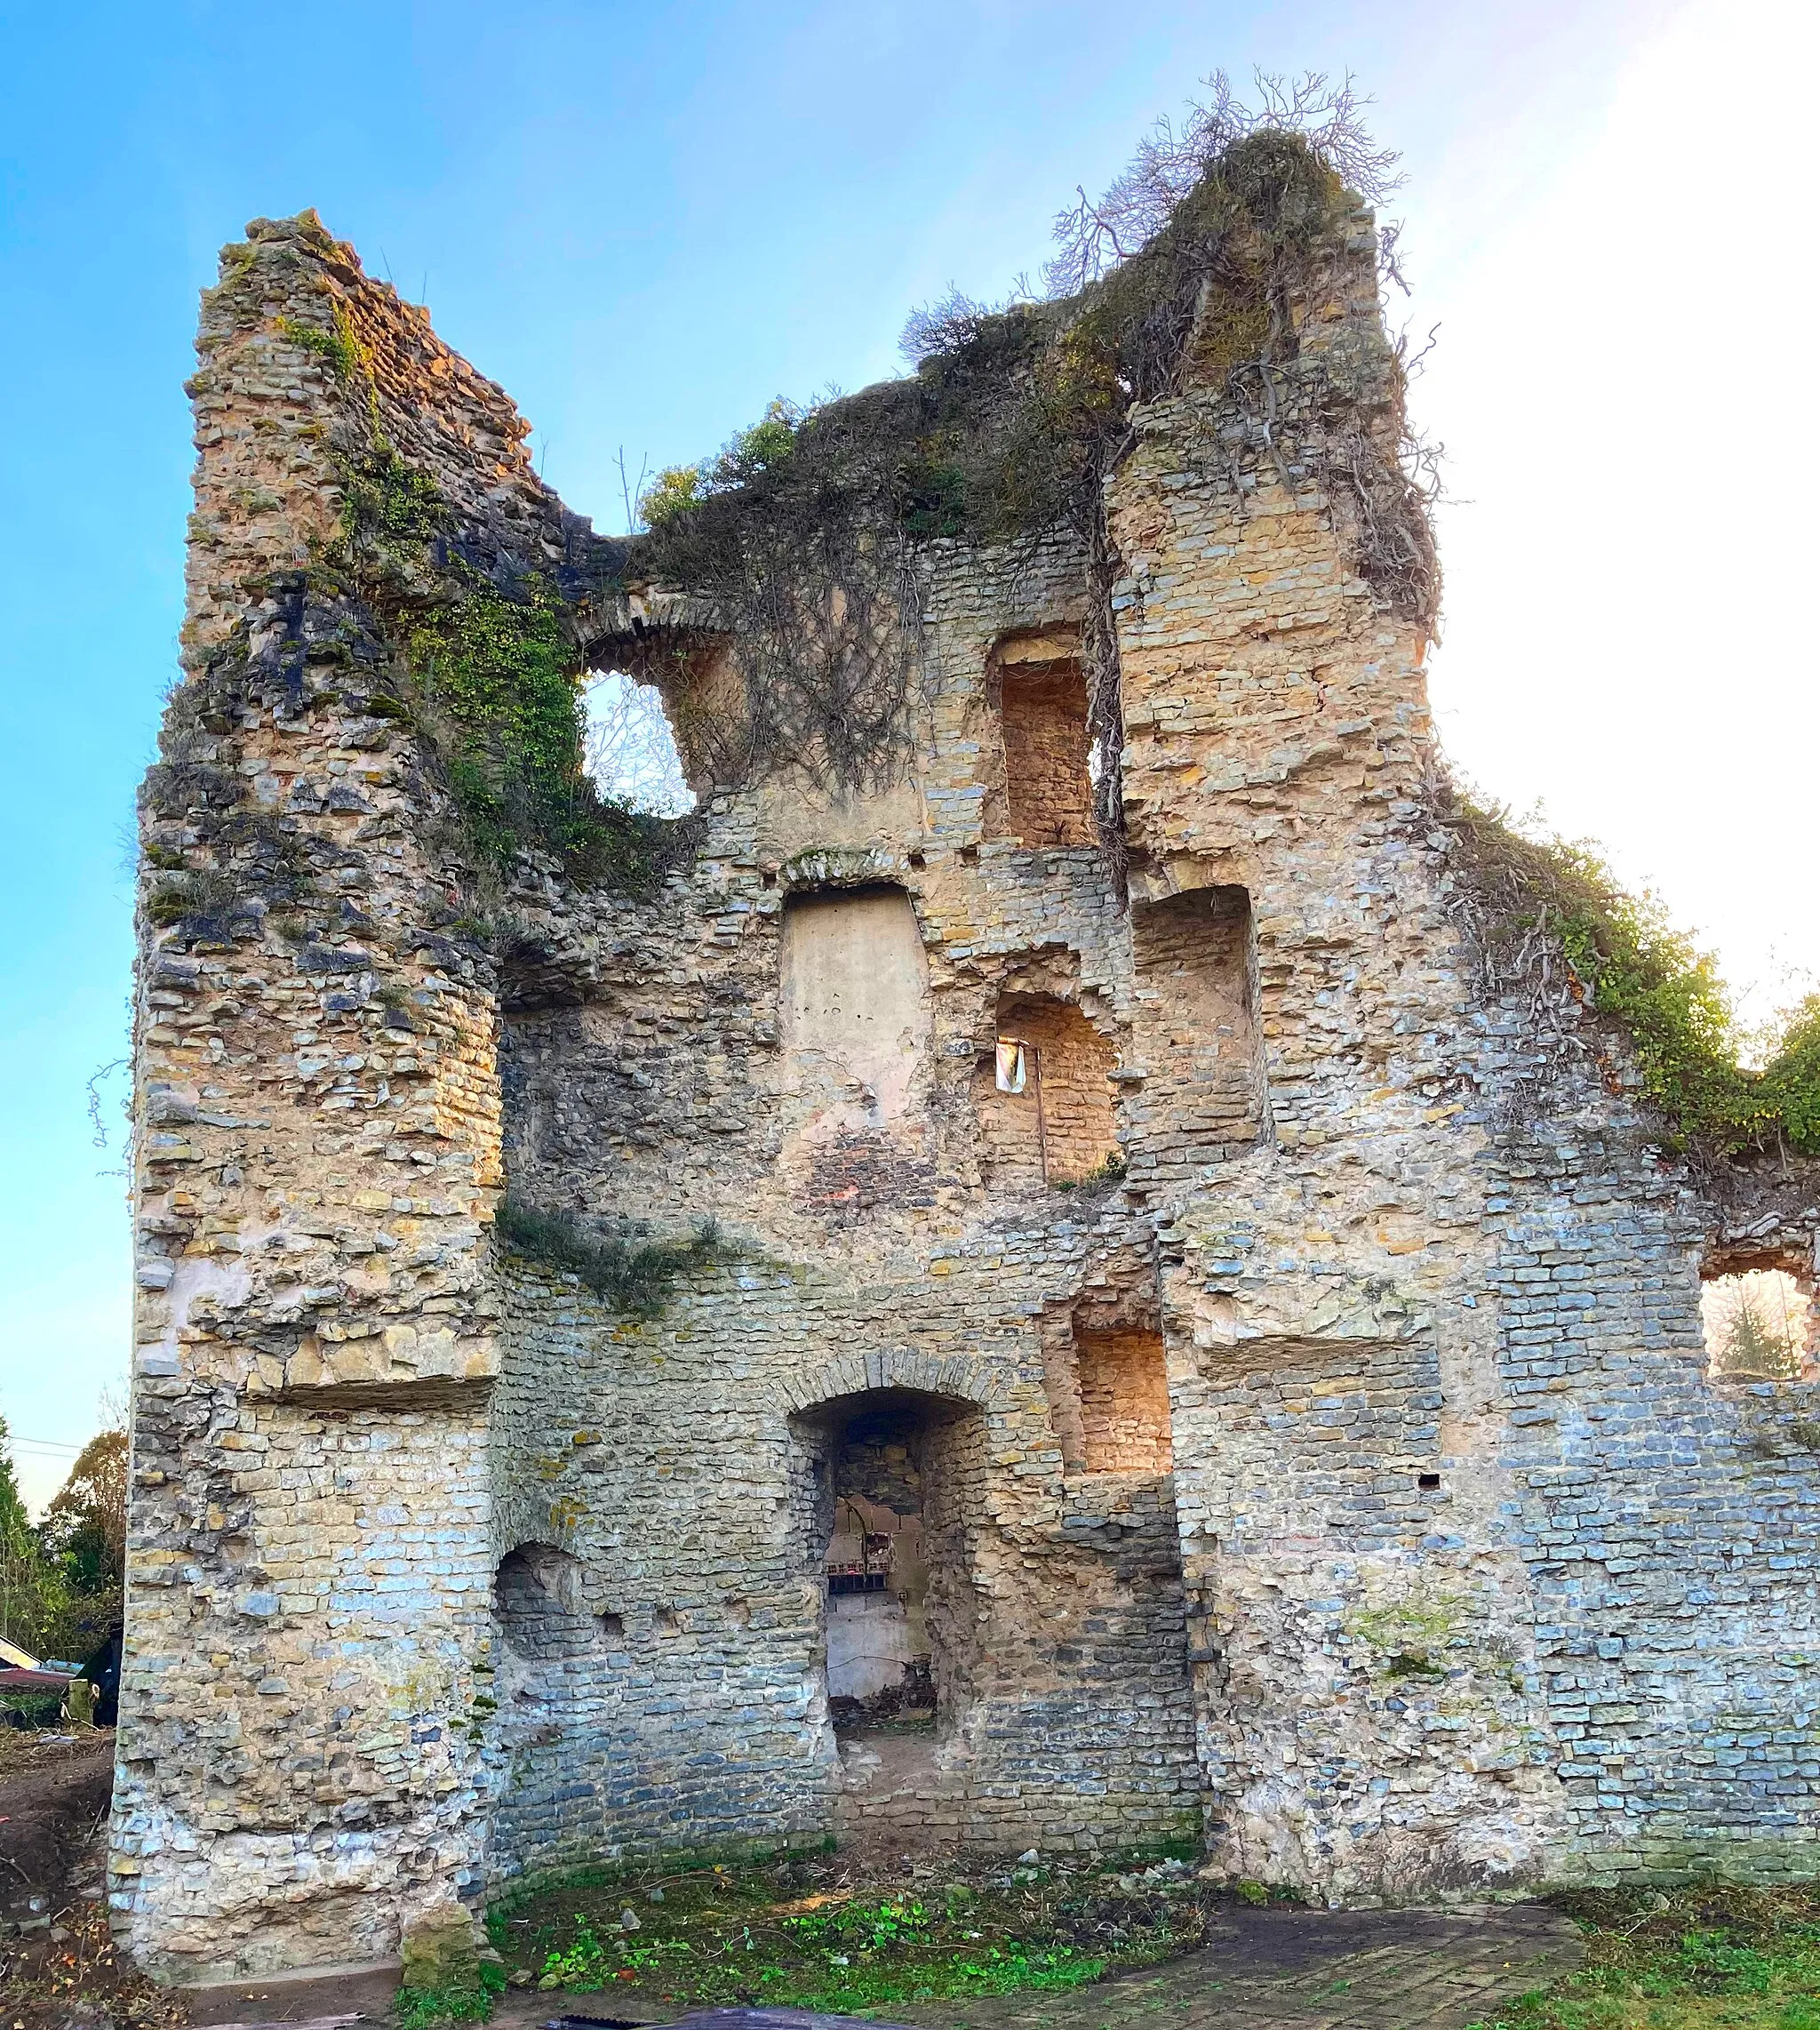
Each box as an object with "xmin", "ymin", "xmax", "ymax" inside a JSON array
[
  {"xmin": 42, "ymin": 1428, "xmax": 127, "ymax": 1596},
  {"xmin": 0, "ymin": 1414, "xmax": 125, "ymax": 1671}
]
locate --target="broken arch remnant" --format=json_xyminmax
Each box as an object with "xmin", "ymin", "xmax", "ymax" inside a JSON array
[{"xmin": 118, "ymin": 196, "xmax": 1820, "ymax": 1984}]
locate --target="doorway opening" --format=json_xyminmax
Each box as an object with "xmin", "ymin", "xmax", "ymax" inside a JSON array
[{"xmin": 792, "ymin": 1387, "xmax": 985, "ymax": 1837}]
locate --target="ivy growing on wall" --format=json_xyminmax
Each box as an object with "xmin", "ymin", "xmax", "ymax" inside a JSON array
[
  {"xmin": 330, "ymin": 436, "xmax": 675, "ymax": 885},
  {"xmin": 1432, "ymin": 781, "xmax": 1820, "ymax": 1160}
]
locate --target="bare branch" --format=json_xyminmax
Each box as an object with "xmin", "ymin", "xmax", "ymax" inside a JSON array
[
  {"xmin": 584, "ymin": 673, "xmax": 694, "ymax": 816},
  {"xmin": 1044, "ymin": 68, "xmax": 1402, "ymax": 295}
]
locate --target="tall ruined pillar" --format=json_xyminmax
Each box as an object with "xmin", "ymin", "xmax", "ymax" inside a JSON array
[
  {"xmin": 1106, "ymin": 204, "xmax": 1570, "ymax": 1892},
  {"xmin": 114, "ymin": 215, "xmax": 534, "ymax": 1978}
]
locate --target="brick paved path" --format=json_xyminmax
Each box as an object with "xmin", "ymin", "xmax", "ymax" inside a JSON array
[{"xmin": 890, "ymin": 1901, "xmax": 1581, "ymax": 2030}]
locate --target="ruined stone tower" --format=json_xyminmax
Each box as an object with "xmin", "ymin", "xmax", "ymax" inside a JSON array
[{"xmin": 116, "ymin": 162, "xmax": 1818, "ymax": 1982}]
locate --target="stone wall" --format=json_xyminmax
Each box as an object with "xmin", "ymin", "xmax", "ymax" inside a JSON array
[
  {"xmin": 119, "ymin": 194, "xmax": 1820, "ymax": 1980},
  {"xmin": 115, "ymin": 210, "xmax": 602, "ymax": 1980}
]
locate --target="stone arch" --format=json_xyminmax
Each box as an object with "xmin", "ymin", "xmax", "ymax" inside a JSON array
[{"xmin": 765, "ymin": 1344, "xmax": 1017, "ymax": 1424}]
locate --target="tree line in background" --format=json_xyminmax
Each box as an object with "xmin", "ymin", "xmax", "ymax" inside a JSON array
[{"xmin": 0, "ymin": 1412, "xmax": 125, "ymax": 1672}]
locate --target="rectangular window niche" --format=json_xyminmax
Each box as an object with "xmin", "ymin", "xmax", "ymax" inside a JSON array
[
  {"xmin": 1075, "ymin": 1329, "xmax": 1172, "ymax": 1473},
  {"xmin": 1130, "ymin": 885, "xmax": 1268, "ymax": 1176},
  {"xmin": 994, "ymin": 637, "xmax": 1096, "ymax": 849}
]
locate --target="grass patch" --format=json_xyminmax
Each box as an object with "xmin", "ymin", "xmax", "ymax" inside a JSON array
[
  {"xmin": 495, "ymin": 1198, "xmax": 724, "ymax": 1316},
  {"xmin": 491, "ymin": 1846, "xmax": 1205, "ymax": 2015},
  {"xmin": 1053, "ymin": 1152, "xmax": 1128, "ymax": 1193},
  {"xmin": 393, "ymin": 1962, "xmax": 507, "ymax": 2029},
  {"xmin": 1470, "ymin": 1882, "xmax": 1820, "ymax": 2030}
]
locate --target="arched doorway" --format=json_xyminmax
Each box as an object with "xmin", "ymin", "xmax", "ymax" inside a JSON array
[{"xmin": 790, "ymin": 1386, "xmax": 986, "ymax": 1840}]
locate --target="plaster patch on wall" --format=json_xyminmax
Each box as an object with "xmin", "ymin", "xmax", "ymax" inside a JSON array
[{"xmin": 779, "ymin": 885, "xmax": 933, "ymax": 1134}]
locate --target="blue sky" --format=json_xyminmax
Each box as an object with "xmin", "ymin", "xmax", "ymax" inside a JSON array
[{"xmin": 3, "ymin": 0, "xmax": 1814, "ymax": 1507}]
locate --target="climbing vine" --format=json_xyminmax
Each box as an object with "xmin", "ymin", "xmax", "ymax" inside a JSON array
[
  {"xmin": 1429, "ymin": 779, "xmax": 1820, "ymax": 1160},
  {"xmin": 331, "ymin": 436, "xmax": 676, "ymax": 885}
]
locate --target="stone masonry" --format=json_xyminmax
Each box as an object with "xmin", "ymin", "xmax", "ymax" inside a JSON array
[{"xmin": 115, "ymin": 199, "xmax": 1820, "ymax": 1983}]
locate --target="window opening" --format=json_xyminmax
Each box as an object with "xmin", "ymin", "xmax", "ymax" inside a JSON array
[
  {"xmin": 1701, "ymin": 1264, "xmax": 1813, "ymax": 1380},
  {"xmin": 993, "ymin": 638, "xmax": 1095, "ymax": 848},
  {"xmin": 584, "ymin": 670, "xmax": 695, "ymax": 815},
  {"xmin": 976, "ymin": 993, "xmax": 1118, "ymax": 1191}
]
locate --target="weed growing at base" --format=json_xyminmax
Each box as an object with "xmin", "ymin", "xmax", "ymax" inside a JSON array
[
  {"xmin": 1469, "ymin": 1882, "xmax": 1820, "ymax": 2030},
  {"xmin": 494, "ymin": 1847, "xmax": 1202, "ymax": 2013},
  {"xmin": 393, "ymin": 1961, "xmax": 507, "ymax": 2029}
]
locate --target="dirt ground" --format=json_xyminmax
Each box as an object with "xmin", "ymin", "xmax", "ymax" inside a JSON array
[{"xmin": 0, "ymin": 1726, "xmax": 185, "ymax": 2030}]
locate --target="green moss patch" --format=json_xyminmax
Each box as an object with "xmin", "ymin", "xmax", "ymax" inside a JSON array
[
  {"xmin": 325, "ymin": 441, "xmax": 675, "ymax": 884},
  {"xmin": 393, "ymin": 1962, "xmax": 506, "ymax": 2029},
  {"xmin": 495, "ymin": 1198, "xmax": 724, "ymax": 1317}
]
